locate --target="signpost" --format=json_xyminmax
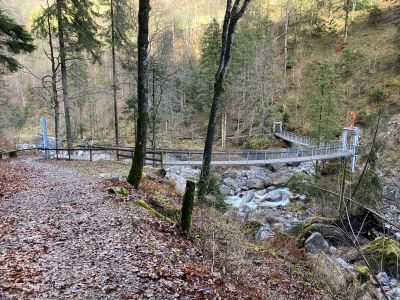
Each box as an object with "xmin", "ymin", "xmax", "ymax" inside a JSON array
[{"xmin": 41, "ymin": 116, "xmax": 49, "ymax": 159}]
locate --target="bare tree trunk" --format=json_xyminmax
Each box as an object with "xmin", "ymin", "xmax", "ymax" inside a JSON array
[
  {"xmin": 46, "ymin": 0, "xmax": 59, "ymax": 156},
  {"xmin": 127, "ymin": 0, "xmax": 151, "ymax": 189},
  {"xmin": 56, "ymin": 0, "xmax": 72, "ymax": 152},
  {"xmin": 111, "ymin": 0, "xmax": 119, "ymax": 149},
  {"xmin": 283, "ymin": 0, "xmax": 290, "ymax": 85},
  {"xmin": 221, "ymin": 112, "xmax": 227, "ymax": 149},
  {"xmin": 198, "ymin": 0, "xmax": 252, "ymax": 201},
  {"xmin": 343, "ymin": 0, "xmax": 350, "ymax": 44}
]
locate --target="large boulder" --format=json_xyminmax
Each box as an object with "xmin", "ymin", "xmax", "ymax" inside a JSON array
[
  {"xmin": 264, "ymin": 170, "xmax": 297, "ymax": 187},
  {"xmin": 223, "ymin": 177, "xmax": 238, "ymax": 190},
  {"xmin": 247, "ymin": 209, "xmax": 284, "ymax": 226},
  {"xmin": 246, "ymin": 178, "xmax": 264, "ymax": 189},
  {"xmin": 298, "ymin": 217, "xmax": 351, "ymax": 246},
  {"xmin": 305, "ymin": 232, "xmax": 329, "ymax": 254}
]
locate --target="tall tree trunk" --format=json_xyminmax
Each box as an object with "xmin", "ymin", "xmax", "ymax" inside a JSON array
[
  {"xmin": 198, "ymin": 0, "xmax": 251, "ymax": 201},
  {"xmin": 56, "ymin": 0, "xmax": 72, "ymax": 152},
  {"xmin": 46, "ymin": 0, "xmax": 59, "ymax": 155},
  {"xmin": 127, "ymin": 0, "xmax": 151, "ymax": 189},
  {"xmin": 111, "ymin": 0, "xmax": 119, "ymax": 148},
  {"xmin": 283, "ymin": 0, "xmax": 290, "ymax": 85},
  {"xmin": 343, "ymin": 0, "xmax": 350, "ymax": 44}
]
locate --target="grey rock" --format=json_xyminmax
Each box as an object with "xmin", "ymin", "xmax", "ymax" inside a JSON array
[
  {"xmin": 220, "ymin": 184, "xmax": 234, "ymax": 196},
  {"xmin": 241, "ymin": 190, "xmax": 256, "ymax": 203},
  {"xmin": 223, "ymin": 177, "xmax": 238, "ymax": 190},
  {"xmin": 256, "ymin": 224, "xmax": 274, "ymax": 240},
  {"xmin": 389, "ymin": 278, "xmax": 398, "ymax": 288},
  {"xmin": 336, "ymin": 258, "xmax": 349, "ymax": 268},
  {"xmin": 247, "ymin": 209, "xmax": 283, "ymax": 225},
  {"xmin": 329, "ymin": 246, "xmax": 338, "ymax": 255},
  {"xmin": 305, "ymin": 232, "xmax": 329, "ymax": 254},
  {"xmin": 377, "ymin": 272, "xmax": 390, "ymax": 286},
  {"xmin": 99, "ymin": 173, "xmax": 124, "ymax": 183},
  {"xmin": 246, "ymin": 178, "xmax": 264, "ymax": 189},
  {"xmin": 395, "ymin": 287, "xmax": 400, "ymax": 298}
]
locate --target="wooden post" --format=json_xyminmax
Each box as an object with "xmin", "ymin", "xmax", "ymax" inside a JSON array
[
  {"xmin": 160, "ymin": 152, "xmax": 164, "ymax": 168},
  {"xmin": 181, "ymin": 180, "xmax": 195, "ymax": 235},
  {"xmin": 89, "ymin": 149, "xmax": 93, "ymax": 161}
]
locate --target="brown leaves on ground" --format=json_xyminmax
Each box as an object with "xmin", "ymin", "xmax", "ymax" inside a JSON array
[
  {"xmin": 0, "ymin": 160, "xmax": 36, "ymax": 199},
  {"xmin": 0, "ymin": 158, "xmax": 242, "ymax": 299},
  {"xmin": 0, "ymin": 158, "xmax": 334, "ymax": 299}
]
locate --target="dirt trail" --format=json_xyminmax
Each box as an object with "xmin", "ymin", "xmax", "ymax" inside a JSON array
[{"xmin": 0, "ymin": 158, "xmax": 238, "ymax": 299}]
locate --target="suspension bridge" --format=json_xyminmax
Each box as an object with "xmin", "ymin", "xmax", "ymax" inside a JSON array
[
  {"xmin": 161, "ymin": 121, "xmax": 359, "ymax": 169},
  {"xmin": 3, "ymin": 120, "xmax": 360, "ymax": 171}
]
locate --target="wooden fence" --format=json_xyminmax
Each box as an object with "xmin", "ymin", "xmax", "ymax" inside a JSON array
[{"xmin": 0, "ymin": 146, "xmax": 164, "ymax": 167}]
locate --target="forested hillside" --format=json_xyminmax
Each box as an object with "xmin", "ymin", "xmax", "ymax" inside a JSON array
[
  {"xmin": 2, "ymin": 1, "xmax": 400, "ymax": 299},
  {"xmin": 1, "ymin": 0, "xmax": 398, "ymax": 157}
]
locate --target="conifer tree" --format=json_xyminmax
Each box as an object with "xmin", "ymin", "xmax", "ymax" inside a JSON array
[
  {"xmin": 309, "ymin": 62, "xmax": 341, "ymax": 145},
  {"xmin": 35, "ymin": 0, "xmax": 102, "ymax": 150},
  {"xmin": 0, "ymin": 9, "xmax": 35, "ymax": 74},
  {"xmin": 196, "ymin": 19, "xmax": 221, "ymax": 111}
]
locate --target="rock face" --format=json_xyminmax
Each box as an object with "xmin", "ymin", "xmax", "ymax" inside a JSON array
[{"xmin": 305, "ymin": 232, "xmax": 329, "ymax": 254}]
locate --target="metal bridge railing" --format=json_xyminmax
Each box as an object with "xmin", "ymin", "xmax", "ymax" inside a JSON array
[{"xmin": 163, "ymin": 146, "xmax": 352, "ymax": 163}]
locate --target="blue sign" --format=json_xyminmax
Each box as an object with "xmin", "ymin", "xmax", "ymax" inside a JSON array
[{"xmin": 41, "ymin": 116, "xmax": 49, "ymax": 159}]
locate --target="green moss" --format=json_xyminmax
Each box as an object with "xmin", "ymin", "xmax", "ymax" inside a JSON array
[
  {"xmin": 243, "ymin": 221, "xmax": 262, "ymax": 238},
  {"xmin": 108, "ymin": 187, "xmax": 128, "ymax": 196},
  {"xmin": 356, "ymin": 266, "xmax": 370, "ymax": 284},
  {"xmin": 363, "ymin": 237, "xmax": 400, "ymax": 269},
  {"xmin": 303, "ymin": 216, "xmax": 335, "ymax": 229},
  {"xmin": 287, "ymin": 201, "xmax": 306, "ymax": 213},
  {"xmin": 181, "ymin": 180, "xmax": 195, "ymax": 233},
  {"xmin": 135, "ymin": 199, "xmax": 175, "ymax": 225}
]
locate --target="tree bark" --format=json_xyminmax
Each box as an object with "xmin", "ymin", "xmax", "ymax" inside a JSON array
[
  {"xmin": 283, "ymin": 0, "xmax": 290, "ymax": 85},
  {"xmin": 111, "ymin": 0, "xmax": 119, "ymax": 150},
  {"xmin": 197, "ymin": 0, "xmax": 251, "ymax": 201},
  {"xmin": 46, "ymin": 0, "xmax": 59, "ymax": 156},
  {"xmin": 127, "ymin": 0, "xmax": 151, "ymax": 189},
  {"xmin": 56, "ymin": 0, "xmax": 72, "ymax": 152},
  {"xmin": 181, "ymin": 180, "xmax": 195, "ymax": 235},
  {"xmin": 343, "ymin": 0, "xmax": 350, "ymax": 44}
]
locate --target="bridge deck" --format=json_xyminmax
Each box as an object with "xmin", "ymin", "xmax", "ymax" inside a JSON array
[
  {"xmin": 274, "ymin": 132, "xmax": 313, "ymax": 147},
  {"xmin": 164, "ymin": 151, "xmax": 352, "ymax": 166}
]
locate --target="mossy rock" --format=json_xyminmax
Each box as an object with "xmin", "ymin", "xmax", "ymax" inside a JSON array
[
  {"xmin": 297, "ymin": 217, "xmax": 350, "ymax": 246},
  {"xmin": 363, "ymin": 237, "xmax": 400, "ymax": 275},
  {"xmin": 135, "ymin": 199, "xmax": 175, "ymax": 225},
  {"xmin": 344, "ymin": 237, "xmax": 400, "ymax": 276},
  {"xmin": 303, "ymin": 216, "xmax": 335, "ymax": 229},
  {"xmin": 150, "ymin": 196, "xmax": 181, "ymax": 222},
  {"xmin": 108, "ymin": 187, "xmax": 129, "ymax": 197},
  {"xmin": 356, "ymin": 266, "xmax": 370, "ymax": 284}
]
